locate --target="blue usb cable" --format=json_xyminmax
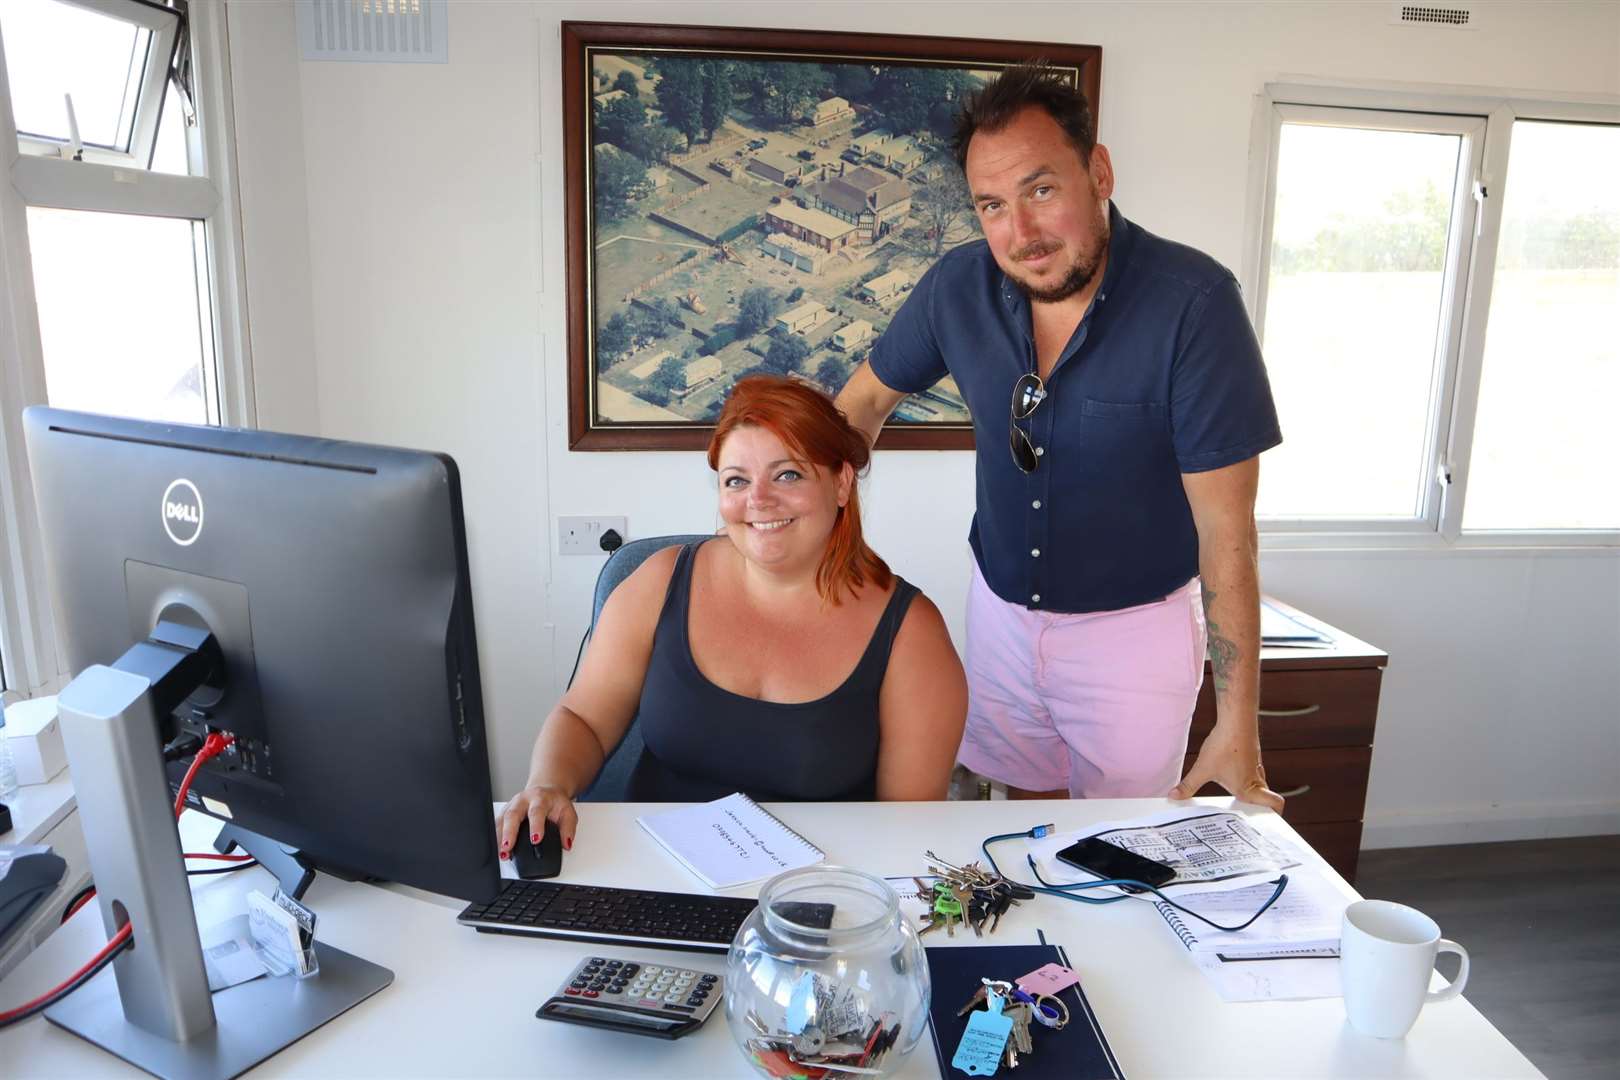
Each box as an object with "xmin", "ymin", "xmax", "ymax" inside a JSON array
[{"xmin": 981, "ymin": 824, "xmax": 1290, "ymax": 933}]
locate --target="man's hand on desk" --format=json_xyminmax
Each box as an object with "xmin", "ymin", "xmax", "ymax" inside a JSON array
[
  {"xmin": 1170, "ymin": 723, "xmax": 1286, "ymax": 812},
  {"xmin": 498, "ymin": 786, "xmax": 577, "ymax": 859}
]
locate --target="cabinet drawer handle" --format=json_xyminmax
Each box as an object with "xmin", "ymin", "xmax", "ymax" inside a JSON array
[
  {"xmin": 1259, "ymin": 704, "xmax": 1321, "ymax": 717},
  {"xmin": 1276, "ymin": 784, "xmax": 1312, "ymax": 799}
]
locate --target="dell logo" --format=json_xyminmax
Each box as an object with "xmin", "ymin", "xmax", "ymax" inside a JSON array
[{"xmin": 161, "ymin": 479, "xmax": 204, "ymax": 546}]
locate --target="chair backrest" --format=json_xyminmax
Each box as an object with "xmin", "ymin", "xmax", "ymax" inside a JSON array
[
  {"xmin": 578, "ymin": 533, "xmax": 711, "ymax": 802},
  {"xmin": 589, "ymin": 534, "xmax": 712, "ymax": 632}
]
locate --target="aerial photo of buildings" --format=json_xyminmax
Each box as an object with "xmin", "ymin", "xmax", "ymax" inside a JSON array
[{"xmin": 587, "ymin": 52, "xmax": 994, "ymax": 425}]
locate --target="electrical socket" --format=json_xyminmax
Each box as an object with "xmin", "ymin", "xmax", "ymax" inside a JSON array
[{"xmin": 558, "ymin": 515, "xmax": 627, "ymax": 555}]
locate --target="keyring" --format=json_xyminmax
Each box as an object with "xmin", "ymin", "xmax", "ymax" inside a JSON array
[
  {"xmin": 1031, "ymin": 992, "xmax": 1069, "ymax": 1030},
  {"xmin": 1009, "ymin": 986, "xmax": 1068, "ymax": 1029}
]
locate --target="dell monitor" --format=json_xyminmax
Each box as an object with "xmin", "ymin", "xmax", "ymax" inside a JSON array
[
  {"xmin": 24, "ymin": 406, "xmax": 501, "ymax": 903},
  {"xmin": 21, "ymin": 406, "xmax": 503, "ymax": 1076}
]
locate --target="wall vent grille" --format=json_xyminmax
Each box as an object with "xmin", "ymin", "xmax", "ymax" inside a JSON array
[
  {"xmin": 296, "ymin": 0, "xmax": 448, "ymax": 63},
  {"xmin": 1391, "ymin": 4, "xmax": 1478, "ymax": 29}
]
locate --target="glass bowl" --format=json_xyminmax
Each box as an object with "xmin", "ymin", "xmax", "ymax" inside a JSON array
[{"xmin": 724, "ymin": 865, "xmax": 930, "ymax": 1078}]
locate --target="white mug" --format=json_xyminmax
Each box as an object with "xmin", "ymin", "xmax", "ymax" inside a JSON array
[{"xmin": 1340, "ymin": 899, "xmax": 1470, "ymax": 1039}]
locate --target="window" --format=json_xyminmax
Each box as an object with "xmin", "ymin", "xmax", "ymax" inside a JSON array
[
  {"xmin": 1462, "ymin": 121, "xmax": 1620, "ymax": 532},
  {"xmin": 0, "ymin": 1, "xmax": 250, "ymax": 695},
  {"xmin": 1, "ymin": 0, "xmax": 180, "ymax": 167},
  {"xmin": 1247, "ymin": 86, "xmax": 1619, "ymax": 544},
  {"xmin": 27, "ymin": 207, "xmax": 216, "ymax": 424},
  {"xmin": 1255, "ymin": 110, "xmax": 1479, "ymax": 524}
]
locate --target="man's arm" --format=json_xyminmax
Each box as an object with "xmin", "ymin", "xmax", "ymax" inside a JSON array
[
  {"xmin": 835, "ymin": 361, "xmax": 908, "ymax": 449},
  {"xmin": 1170, "ymin": 457, "xmax": 1284, "ymax": 811}
]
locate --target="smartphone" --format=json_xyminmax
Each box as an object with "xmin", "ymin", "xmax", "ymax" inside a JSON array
[{"xmin": 1055, "ymin": 836, "xmax": 1177, "ymax": 892}]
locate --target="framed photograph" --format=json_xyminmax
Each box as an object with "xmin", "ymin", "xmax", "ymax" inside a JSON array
[{"xmin": 562, "ymin": 23, "xmax": 1102, "ymax": 450}]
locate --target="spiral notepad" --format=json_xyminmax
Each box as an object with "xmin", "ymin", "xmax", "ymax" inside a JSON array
[
  {"xmin": 637, "ymin": 792, "xmax": 824, "ymax": 890},
  {"xmin": 1150, "ymin": 874, "xmax": 1344, "ymax": 958},
  {"xmin": 1157, "ymin": 905, "xmax": 1204, "ymax": 951}
]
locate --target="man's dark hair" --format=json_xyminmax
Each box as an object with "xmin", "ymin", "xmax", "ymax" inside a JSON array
[{"xmin": 951, "ymin": 61, "xmax": 1096, "ymax": 172}]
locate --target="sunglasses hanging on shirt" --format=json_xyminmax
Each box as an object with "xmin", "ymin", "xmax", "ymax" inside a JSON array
[{"xmin": 1010, "ymin": 372, "xmax": 1048, "ymax": 474}]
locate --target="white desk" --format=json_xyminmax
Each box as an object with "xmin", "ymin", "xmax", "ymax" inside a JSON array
[
  {"xmin": 0, "ymin": 798, "xmax": 1541, "ymax": 1078},
  {"xmin": 0, "ymin": 775, "xmax": 88, "ymax": 982}
]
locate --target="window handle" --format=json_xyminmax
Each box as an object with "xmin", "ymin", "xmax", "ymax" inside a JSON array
[{"xmin": 59, "ymin": 93, "xmax": 86, "ymax": 161}]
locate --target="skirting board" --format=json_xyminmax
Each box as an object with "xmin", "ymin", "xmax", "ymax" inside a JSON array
[{"xmin": 1362, "ymin": 800, "xmax": 1620, "ymax": 849}]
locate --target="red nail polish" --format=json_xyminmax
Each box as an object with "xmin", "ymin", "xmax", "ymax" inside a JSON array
[
  {"xmin": 564, "ymin": 837, "xmax": 573, "ymax": 851},
  {"xmin": 532, "ymin": 833, "xmax": 540, "ymax": 844}
]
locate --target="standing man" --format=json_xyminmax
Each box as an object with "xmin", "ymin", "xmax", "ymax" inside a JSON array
[{"xmin": 836, "ymin": 64, "xmax": 1284, "ymax": 808}]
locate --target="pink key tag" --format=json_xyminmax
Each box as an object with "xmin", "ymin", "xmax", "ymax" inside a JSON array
[{"xmin": 1016, "ymin": 962, "xmax": 1081, "ymax": 996}]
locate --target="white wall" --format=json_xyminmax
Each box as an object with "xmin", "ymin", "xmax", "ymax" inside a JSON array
[
  {"xmin": 225, "ymin": 0, "xmax": 1620, "ymax": 846},
  {"xmin": 226, "ymin": 4, "xmax": 321, "ymax": 435}
]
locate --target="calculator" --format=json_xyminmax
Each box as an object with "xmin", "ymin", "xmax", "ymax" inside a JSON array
[{"xmin": 536, "ymin": 955, "xmax": 725, "ymax": 1040}]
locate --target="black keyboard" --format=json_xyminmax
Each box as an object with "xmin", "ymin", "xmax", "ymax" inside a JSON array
[{"xmin": 457, "ymin": 880, "xmax": 758, "ymax": 953}]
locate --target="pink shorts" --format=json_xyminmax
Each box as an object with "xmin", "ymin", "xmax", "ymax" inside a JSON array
[{"xmin": 956, "ymin": 562, "xmax": 1207, "ymax": 798}]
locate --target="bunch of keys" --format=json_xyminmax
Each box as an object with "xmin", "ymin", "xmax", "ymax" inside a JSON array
[
  {"xmin": 741, "ymin": 973, "xmax": 904, "ymax": 1078},
  {"xmin": 745, "ymin": 1013, "xmax": 902, "ymax": 1077},
  {"xmin": 915, "ymin": 851, "xmax": 1036, "ymax": 937},
  {"xmin": 954, "ymin": 978, "xmax": 1070, "ymax": 1072},
  {"xmin": 916, "ymin": 880, "xmax": 967, "ymax": 937}
]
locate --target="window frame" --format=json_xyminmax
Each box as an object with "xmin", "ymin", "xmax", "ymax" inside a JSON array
[
  {"xmin": 10, "ymin": 0, "xmax": 182, "ymax": 167},
  {"xmin": 1244, "ymin": 81, "xmax": 1620, "ymax": 551},
  {"xmin": 0, "ymin": 0, "xmax": 253, "ymax": 698},
  {"xmin": 1250, "ymin": 103, "xmax": 1485, "ymax": 536}
]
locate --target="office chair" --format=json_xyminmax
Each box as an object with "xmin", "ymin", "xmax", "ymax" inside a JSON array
[{"xmin": 576, "ymin": 533, "xmax": 711, "ymax": 801}]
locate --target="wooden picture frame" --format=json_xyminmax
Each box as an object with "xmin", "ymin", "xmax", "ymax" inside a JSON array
[{"xmin": 562, "ymin": 22, "xmax": 1102, "ymax": 450}]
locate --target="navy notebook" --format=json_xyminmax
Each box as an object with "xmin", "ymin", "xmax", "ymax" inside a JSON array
[{"xmin": 924, "ymin": 942, "xmax": 1125, "ymax": 1079}]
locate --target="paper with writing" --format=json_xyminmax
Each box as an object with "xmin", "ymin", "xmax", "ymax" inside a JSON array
[{"xmin": 636, "ymin": 792, "xmax": 823, "ymax": 890}]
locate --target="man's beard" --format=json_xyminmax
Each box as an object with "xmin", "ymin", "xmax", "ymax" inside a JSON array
[{"xmin": 1008, "ymin": 218, "xmax": 1109, "ymax": 304}]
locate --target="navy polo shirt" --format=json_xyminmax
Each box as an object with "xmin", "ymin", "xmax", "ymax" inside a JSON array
[{"xmin": 870, "ymin": 204, "xmax": 1281, "ymax": 613}]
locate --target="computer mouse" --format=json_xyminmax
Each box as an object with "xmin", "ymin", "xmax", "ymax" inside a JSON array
[{"xmin": 512, "ymin": 820, "xmax": 563, "ymax": 880}]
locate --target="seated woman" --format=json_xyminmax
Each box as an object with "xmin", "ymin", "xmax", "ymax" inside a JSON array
[{"xmin": 499, "ymin": 375, "xmax": 966, "ymax": 855}]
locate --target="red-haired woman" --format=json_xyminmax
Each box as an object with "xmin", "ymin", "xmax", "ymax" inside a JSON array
[{"xmin": 499, "ymin": 376, "xmax": 966, "ymax": 855}]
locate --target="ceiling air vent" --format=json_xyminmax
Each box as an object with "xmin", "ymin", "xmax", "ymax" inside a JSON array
[
  {"xmin": 296, "ymin": 0, "xmax": 449, "ymax": 63},
  {"xmin": 1390, "ymin": 3, "xmax": 1479, "ymax": 29}
]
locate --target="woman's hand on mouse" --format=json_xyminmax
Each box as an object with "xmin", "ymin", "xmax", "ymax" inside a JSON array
[{"xmin": 498, "ymin": 784, "xmax": 577, "ymax": 858}]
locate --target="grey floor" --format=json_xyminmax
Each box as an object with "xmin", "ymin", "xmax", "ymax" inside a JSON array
[{"xmin": 1357, "ymin": 835, "xmax": 1620, "ymax": 1080}]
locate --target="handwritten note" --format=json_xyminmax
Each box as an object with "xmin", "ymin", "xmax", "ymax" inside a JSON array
[{"xmin": 637, "ymin": 792, "xmax": 824, "ymax": 890}]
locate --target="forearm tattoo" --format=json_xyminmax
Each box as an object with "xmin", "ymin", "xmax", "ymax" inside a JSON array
[{"xmin": 1202, "ymin": 585, "xmax": 1239, "ymax": 696}]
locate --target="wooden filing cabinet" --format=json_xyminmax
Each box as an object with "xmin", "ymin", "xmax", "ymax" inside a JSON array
[{"xmin": 1184, "ymin": 597, "xmax": 1387, "ymax": 884}]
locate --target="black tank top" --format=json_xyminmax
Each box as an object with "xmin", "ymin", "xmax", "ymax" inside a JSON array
[{"xmin": 626, "ymin": 540, "xmax": 918, "ymax": 802}]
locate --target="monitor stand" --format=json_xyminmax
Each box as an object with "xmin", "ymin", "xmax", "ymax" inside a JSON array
[
  {"xmin": 213, "ymin": 825, "xmax": 385, "ymax": 904},
  {"xmin": 47, "ymin": 661, "xmax": 393, "ymax": 1080},
  {"xmin": 212, "ymin": 825, "xmax": 317, "ymax": 902}
]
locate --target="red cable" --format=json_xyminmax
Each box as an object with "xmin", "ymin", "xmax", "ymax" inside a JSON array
[
  {"xmin": 63, "ymin": 890, "xmax": 97, "ymax": 921},
  {"xmin": 174, "ymin": 732, "xmax": 233, "ymax": 818},
  {"xmin": 0, "ymin": 924, "xmax": 132, "ymax": 1025},
  {"xmin": 172, "ymin": 733, "xmax": 248, "ymax": 857},
  {"xmin": 185, "ymin": 852, "xmax": 253, "ymax": 862},
  {"xmin": 1, "ymin": 732, "xmax": 241, "ymax": 1025}
]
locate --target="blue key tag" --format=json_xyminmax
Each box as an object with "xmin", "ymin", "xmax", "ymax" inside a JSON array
[
  {"xmin": 951, "ymin": 1007, "xmax": 1013, "ymax": 1076},
  {"xmin": 785, "ymin": 971, "xmax": 816, "ymax": 1034}
]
